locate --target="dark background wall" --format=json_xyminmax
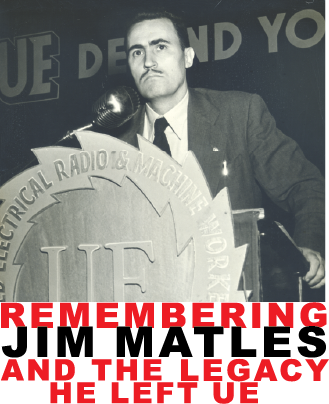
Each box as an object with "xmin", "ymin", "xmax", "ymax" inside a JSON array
[{"xmin": 0, "ymin": 0, "xmax": 325, "ymax": 219}]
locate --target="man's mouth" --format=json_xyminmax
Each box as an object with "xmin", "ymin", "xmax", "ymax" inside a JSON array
[{"xmin": 140, "ymin": 70, "xmax": 163, "ymax": 82}]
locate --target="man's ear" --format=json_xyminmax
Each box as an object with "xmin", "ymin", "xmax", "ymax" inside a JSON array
[{"xmin": 184, "ymin": 47, "xmax": 195, "ymax": 68}]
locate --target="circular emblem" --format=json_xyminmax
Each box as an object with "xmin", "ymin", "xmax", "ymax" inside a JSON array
[{"xmin": 0, "ymin": 132, "xmax": 249, "ymax": 302}]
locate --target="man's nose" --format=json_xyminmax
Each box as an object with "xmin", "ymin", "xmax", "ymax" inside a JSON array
[{"xmin": 144, "ymin": 49, "xmax": 157, "ymax": 69}]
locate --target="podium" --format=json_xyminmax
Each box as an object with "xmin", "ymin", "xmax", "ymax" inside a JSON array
[
  {"xmin": 233, "ymin": 209, "xmax": 263, "ymax": 303},
  {"xmin": 0, "ymin": 132, "xmax": 304, "ymax": 302}
]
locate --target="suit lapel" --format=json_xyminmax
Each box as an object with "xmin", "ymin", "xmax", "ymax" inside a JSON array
[
  {"xmin": 120, "ymin": 89, "xmax": 227, "ymax": 197},
  {"xmin": 188, "ymin": 88, "xmax": 227, "ymax": 197}
]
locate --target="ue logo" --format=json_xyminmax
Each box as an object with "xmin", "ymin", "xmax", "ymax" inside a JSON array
[
  {"xmin": 0, "ymin": 31, "xmax": 59, "ymax": 105},
  {"xmin": 0, "ymin": 133, "xmax": 249, "ymax": 302},
  {"xmin": 41, "ymin": 241, "xmax": 155, "ymax": 302}
]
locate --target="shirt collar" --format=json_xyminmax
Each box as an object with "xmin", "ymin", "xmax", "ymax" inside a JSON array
[{"xmin": 145, "ymin": 90, "xmax": 189, "ymax": 140}]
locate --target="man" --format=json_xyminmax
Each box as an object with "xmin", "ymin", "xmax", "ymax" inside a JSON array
[{"xmin": 120, "ymin": 10, "xmax": 325, "ymax": 290}]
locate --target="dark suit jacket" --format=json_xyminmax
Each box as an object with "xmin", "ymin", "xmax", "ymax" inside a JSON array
[{"xmin": 118, "ymin": 88, "xmax": 325, "ymax": 256}]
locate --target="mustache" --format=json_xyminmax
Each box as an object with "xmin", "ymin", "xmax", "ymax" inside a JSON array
[{"xmin": 140, "ymin": 68, "xmax": 163, "ymax": 82}]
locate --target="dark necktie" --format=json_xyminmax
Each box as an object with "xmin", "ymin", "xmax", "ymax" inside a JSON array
[{"xmin": 153, "ymin": 117, "xmax": 171, "ymax": 156}]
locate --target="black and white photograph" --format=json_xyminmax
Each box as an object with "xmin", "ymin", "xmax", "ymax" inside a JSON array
[{"xmin": 0, "ymin": 0, "xmax": 325, "ymax": 303}]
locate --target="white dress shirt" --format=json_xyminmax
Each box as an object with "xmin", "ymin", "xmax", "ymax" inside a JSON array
[{"xmin": 143, "ymin": 90, "xmax": 189, "ymax": 165}]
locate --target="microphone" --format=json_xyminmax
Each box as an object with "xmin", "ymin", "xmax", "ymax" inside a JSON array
[
  {"xmin": 61, "ymin": 86, "xmax": 140, "ymax": 141},
  {"xmin": 6, "ymin": 86, "xmax": 140, "ymax": 178},
  {"xmin": 93, "ymin": 86, "xmax": 140, "ymax": 129}
]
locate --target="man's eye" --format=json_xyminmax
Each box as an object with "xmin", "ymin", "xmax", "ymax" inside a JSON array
[
  {"xmin": 132, "ymin": 49, "xmax": 143, "ymax": 57},
  {"xmin": 157, "ymin": 44, "xmax": 166, "ymax": 51}
]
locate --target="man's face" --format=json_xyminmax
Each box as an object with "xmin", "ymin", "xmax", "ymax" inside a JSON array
[{"xmin": 127, "ymin": 18, "xmax": 194, "ymax": 103}]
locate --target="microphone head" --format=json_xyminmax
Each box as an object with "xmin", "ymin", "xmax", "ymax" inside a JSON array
[{"xmin": 92, "ymin": 86, "xmax": 140, "ymax": 129}]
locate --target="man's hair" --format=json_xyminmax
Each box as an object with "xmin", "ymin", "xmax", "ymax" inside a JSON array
[{"xmin": 125, "ymin": 9, "xmax": 190, "ymax": 52}]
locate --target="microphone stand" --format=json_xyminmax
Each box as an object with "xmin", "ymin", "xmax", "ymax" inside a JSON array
[
  {"xmin": 2, "ymin": 123, "xmax": 95, "ymax": 181},
  {"xmin": 60, "ymin": 123, "xmax": 93, "ymax": 142},
  {"xmin": 1, "ymin": 86, "xmax": 140, "ymax": 184}
]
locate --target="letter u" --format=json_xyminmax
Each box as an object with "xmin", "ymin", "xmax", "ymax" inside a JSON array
[
  {"xmin": 213, "ymin": 382, "xmax": 234, "ymax": 403},
  {"xmin": 0, "ymin": 38, "xmax": 27, "ymax": 97}
]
